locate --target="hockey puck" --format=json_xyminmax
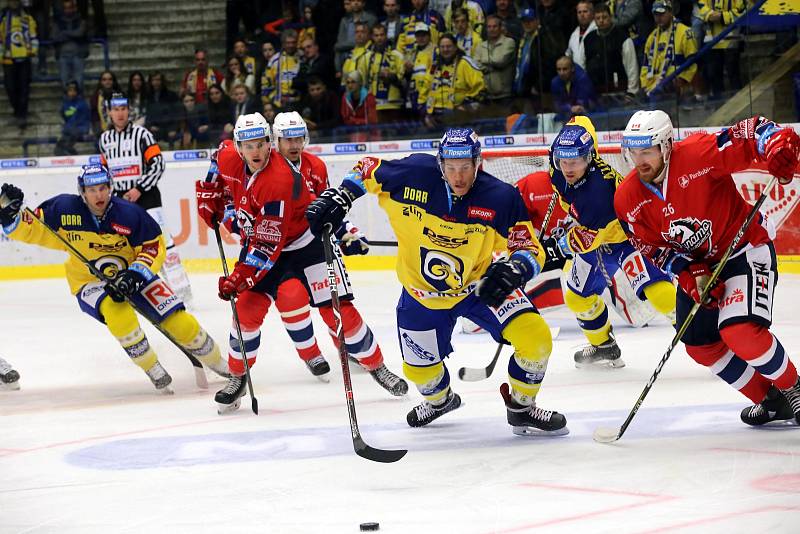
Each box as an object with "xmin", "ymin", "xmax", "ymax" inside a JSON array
[{"xmin": 359, "ymin": 522, "xmax": 379, "ymax": 531}]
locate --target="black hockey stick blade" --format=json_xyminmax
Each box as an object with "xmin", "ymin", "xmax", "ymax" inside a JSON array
[{"xmin": 354, "ymin": 437, "xmax": 407, "ymax": 463}]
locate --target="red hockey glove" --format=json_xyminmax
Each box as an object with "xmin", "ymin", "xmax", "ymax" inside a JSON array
[
  {"xmin": 218, "ymin": 262, "xmax": 259, "ymax": 300},
  {"xmin": 677, "ymin": 263, "xmax": 725, "ymax": 308},
  {"xmin": 196, "ymin": 180, "xmax": 224, "ymax": 228},
  {"xmin": 764, "ymin": 128, "xmax": 800, "ymax": 185}
]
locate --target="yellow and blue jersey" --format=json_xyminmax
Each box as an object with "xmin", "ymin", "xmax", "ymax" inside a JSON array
[
  {"xmin": 549, "ymin": 153, "xmax": 628, "ymax": 254},
  {"xmin": 343, "ymin": 153, "xmax": 544, "ymax": 309},
  {"xmin": 4, "ymin": 194, "xmax": 166, "ymax": 294}
]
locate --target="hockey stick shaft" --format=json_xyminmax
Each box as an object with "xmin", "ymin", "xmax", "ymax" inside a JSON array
[
  {"xmin": 322, "ymin": 224, "xmax": 407, "ymax": 463},
  {"xmin": 213, "ymin": 227, "xmax": 259, "ymax": 415},
  {"xmin": 597, "ymin": 176, "xmax": 779, "ymax": 443},
  {"xmin": 458, "ymin": 192, "xmax": 560, "ymax": 382},
  {"xmin": 25, "ymin": 208, "xmax": 206, "ymax": 374}
]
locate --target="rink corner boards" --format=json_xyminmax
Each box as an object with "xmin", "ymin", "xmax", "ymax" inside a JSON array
[{"xmin": 0, "ymin": 255, "xmax": 399, "ymax": 281}]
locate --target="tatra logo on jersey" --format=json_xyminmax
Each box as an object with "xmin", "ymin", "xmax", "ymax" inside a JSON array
[
  {"xmin": 661, "ymin": 217, "xmax": 712, "ymax": 253},
  {"xmin": 421, "ymin": 247, "xmax": 464, "ymax": 292}
]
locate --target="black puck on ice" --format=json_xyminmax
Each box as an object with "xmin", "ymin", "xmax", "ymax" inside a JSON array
[{"xmin": 359, "ymin": 522, "xmax": 379, "ymax": 531}]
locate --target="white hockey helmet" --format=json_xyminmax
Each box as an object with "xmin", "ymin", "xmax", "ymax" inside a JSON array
[
  {"xmin": 272, "ymin": 111, "xmax": 310, "ymax": 148},
  {"xmin": 621, "ymin": 110, "xmax": 674, "ymax": 167},
  {"xmin": 233, "ymin": 112, "xmax": 271, "ymax": 163}
]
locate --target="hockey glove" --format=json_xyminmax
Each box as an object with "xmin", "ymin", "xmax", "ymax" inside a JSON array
[
  {"xmin": 106, "ymin": 269, "xmax": 148, "ymax": 303},
  {"xmin": 218, "ymin": 262, "xmax": 259, "ymax": 301},
  {"xmin": 337, "ymin": 224, "xmax": 370, "ymax": 256},
  {"xmin": 541, "ymin": 236, "xmax": 571, "ymax": 271},
  {"xmin": 476, "ymin": 258, "xmax": 525, "ymax": 308},
  {"xmin": 764, "ymin": 128, "xmax": 800, "ymax": 185},
  {"xmin": 306, "ymin": 187, "xmax": 354, "ymax": 236},
  {"xmin": 195, "ymin": 180, "xmax": 224, "ymax": 228},
  {"xmin": 677, "ymin": 262, "xmax": 725, "ymax": 308},
  {"xmin": 0, "ymin": 183, "xmax": 24, "ymax": 227}
]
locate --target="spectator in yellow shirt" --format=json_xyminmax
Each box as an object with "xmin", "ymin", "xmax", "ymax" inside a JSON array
[
  {"xmin": 424, "ymin": 33, "xmax": 485, "ymax": 128},
  {"xmin": 640, "ymin": 0, "xmax": 697, "ymax": 96},
  {"xmin": 362, "ymin": 23, "xmax": 405, "ymax": 123},
  {"xmin": 404, "ymin": 22, "xmax": 435, "ymax": 114},
  {"xmin": 452, "ymin": 8, "xmax": 481, "ymax": 58},
  {"xmin": 0, "ymin": 0, "xmax": 38, "ymax": 128},
  {"xmin": 341, "ymin": 20, "xmax": 372, "ymax": 89}
]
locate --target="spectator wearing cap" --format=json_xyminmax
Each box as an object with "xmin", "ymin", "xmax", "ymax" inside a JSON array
[
  {"xmin": 565, "ymin": 1, "xmax": 597, "ymax": 70},
  {"xmin": 491, "ymin": 0, "xmax": 522, "ymax": 42},
  {"xmin": 424, "ymin": 33, "xmax": 485, "ymax": 127},
  {"xmin": 513, "ymin": 7, "xmax": 565, "ymax": 100},
  {"xmin": 396, "ymin": 0, "xmax": 445, "ymax": 63},
  {"xmin": 697, "ymin": 0, "xmax": 744, "ymax": 99},
  {"xmin": 335, "ymin": 0, "xmax": 378, "ymax": 71},
  {"xmin": 584, "ymin": 3, "xmax": 639, "ymax": 97},
  {"xmin": 474, "ymin": 15, "xmax": 516, "ymax": 104},
  {"xmin": 341, "ymin": 20, "xmax": 373, "ymax": 87},
  {"xmin": 263, "ymin": 28, "xmax": 302, "ymax": 110},
  {"xmin": 444, "ymin": 0, "xmax": 484, "ymax": 35},
  {"xmin": 404, "ymin": 21, "xmax": 435, "ymax": 114},
  {"xmin": 181, "ymin": 48, "xmax": 224, "ymax": 105},
  {"xmin": 362, "ymin": 23, "xmax": 405, "ymax": 123},
  {"xmin": 381, "ymin": 0, "xmax": 405, "ymax": 48},
  {"xmin": 640, "ymin": 0, "xmax": 697, "ymax": 96},
  {"xmin": 550, "ymin": 55, "xmax": 596, "ymax": 120}
]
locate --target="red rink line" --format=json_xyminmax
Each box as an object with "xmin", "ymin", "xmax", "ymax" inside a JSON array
[
  {"xmin": 639, "ymin": 505, "xmax": 800, "ymax": 533},
  {"xmin": 708, "ymin": 446, "xmax": 799, "ymax": 457},
  {"xmin": 487, "ymin": 482, "xmax": 677, "ymax": 532}
]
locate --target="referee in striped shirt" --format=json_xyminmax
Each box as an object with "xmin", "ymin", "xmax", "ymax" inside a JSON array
[{"xmin": 98, "ymin": 92, "xmax": 194, "ymax": 306}]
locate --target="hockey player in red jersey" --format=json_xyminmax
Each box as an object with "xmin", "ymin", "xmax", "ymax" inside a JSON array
[
  {"xmin": 195, "ymin": 113, "xmax": 407, "ymax": 413},
  {"xmin": 615, "ymin": 110, "xmax": 800, "ymax": 426}
]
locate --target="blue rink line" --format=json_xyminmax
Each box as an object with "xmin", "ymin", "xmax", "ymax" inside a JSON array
[{"xmin": 64, "ymin": 403, "xmax": 798, "ymax": 470}]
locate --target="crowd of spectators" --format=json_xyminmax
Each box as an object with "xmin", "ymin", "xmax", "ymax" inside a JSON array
[{"xmin": 2, "ymin": 0, "xmax": 793, "ymax": 152}]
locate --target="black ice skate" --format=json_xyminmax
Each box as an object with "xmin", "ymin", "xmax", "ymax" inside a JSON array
[
  {"xmin": 305, "ymin": 355, "xmax": 331, "ymax": 382},
  {"xmin": 215, "ymin": 374, "xmax": 247, "ymax": 415},
  {"xmin": 574, "ymin": 332, "xmax": 624, "ymax": 368},
  {"xmin": 779, "ymin": 378, "xmax": 800, "ymax": 425},
  {"xmin": 740, "ymin": 386, "xmax": 795, "ymax": 426},
  {"xmin": 145, "ymin": 362, "xmax": 173, "ymax": 394},
  {"xmin": 407, "ymin": 389, "xmax": 462, "ymax": 427},
  {"xmin": 0, "ymin": 357, "xmax": 20, "ymax": 391},
  {"xmin": 369, "ymin": 364, "xmax": 409, "ymax": 396},
  {"xmin": 500, "ymin": 383, "xmax": 568, "ymax": 436}
]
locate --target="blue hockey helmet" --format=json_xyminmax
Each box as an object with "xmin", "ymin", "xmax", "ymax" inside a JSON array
[
  {"xmin": 551, "ymin": 117, "xmax": 596, "ymax": 171},
  {"xmin": 438, "ymin": 128, "xmax": 482, "ymax": 163},
  {"xmin": 77, "ymin": 164, "xmax": 113, "ymax": 191}
]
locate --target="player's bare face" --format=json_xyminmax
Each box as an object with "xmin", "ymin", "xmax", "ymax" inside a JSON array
[
  {"xmin": 629, "ymin": 147, "xmax": 664, "ymax": 183},
  {"xmin": 240, "ymin": 139, "xmax": 270, "ymax": 172},
  {"xmin": 559, "ymin": 157, "xmax": 589, "ymax": 184},
  {"xmin": 110, "ymin": 106, "xmax": 129, "ymax": 130},
  {"xmin": 83, "ymin": 183, "xmax": 111, "ymax": 216},
  {"xmin": 279, "ymin": 137, "xmax": 305, "ymax": 162},
  {"xmin": 443, "ymin": 159, "xmax": 476, "ymax": 196}
]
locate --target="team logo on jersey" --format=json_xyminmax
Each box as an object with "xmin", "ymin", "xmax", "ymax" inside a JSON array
[
  {"xmin": 423, "ymin": 227, "xmax": 467, "ymax": 249},
  {"xmin": 420, "ymin": 247, "xmax": 464, "ymax": 292},
  {"xmin": 88, "ymin": 240, "xmax": 127, "ymax": 253},
  {"xmin": 508, "ymin": 225, "xmax": 536, "ymax": 251},
  {"xmin": 255, "ymin": 218, "xmax": 282, "ymax": 244},
  {"xmin": 237, "ymin": 208, "xmax": 256, "ymax": 237},
  {"xmin": 92, "ymin": 255, "xmax": 129, "ymax": 279},
  {"xmin": 661, "ymin": 218, "xmax": 712, "ymax": 253}
]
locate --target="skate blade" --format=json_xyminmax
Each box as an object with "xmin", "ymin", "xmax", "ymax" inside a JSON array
[
  {"xmin": 217, "ymin": 398, "xmax": 242, "ymax": 415},
  {"xmin": 314, "ymin": 373, "xmax": 331, "ymax": 383},
  {"xmin": 0, "ymin": 381, "xmax": 21, "ymax": 391},
  {"xmin": 512, "ymin": 425, "xmax": 569, "ymax": 437},
  {"xmin": 575, "ymin": 358, "xmax": 626, "ymax": 369}
]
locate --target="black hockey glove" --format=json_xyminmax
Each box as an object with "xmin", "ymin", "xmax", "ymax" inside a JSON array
[
  {"xmin": 0, "ymin": 183, "xmax": 24, "ymax": 227},
  {"xmin": 476, "ymin": 259, "xmax": 525, "ymax": 308},
  {"xmin": 541, "ymin": 236, "xmax": 571, "ymax": 272},
  {"xmin": 306, "ymin": 187, "xmax": 354, "ymax": 236},
  {"xmin": 106, "ymin": 269, "xmax": 148, "ymax": 303}
]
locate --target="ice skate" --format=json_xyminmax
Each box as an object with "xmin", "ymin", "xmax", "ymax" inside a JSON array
[
  {"xmin": 574, "ymin": 332, "xmax": 624, "ymax": 368},
  {"xmin": 779, "ymin": 377, "xmax": 800, "ymax": 425},
  {"xmin": 305, "ymin": 355, "xmax": 331, "ymax": 382},
  {"xmin": 0, "ymin": 357, "xmax": 20, "ymax": 391},
  {"xmin": 145, "ymin": 361, "xmax": 173, "ymax": 394},
  {"xmin": 740, "ymin": 386, "xmax": 795, "ymax": 426},
  {"xmin": 500, "ymin": 383, "xmax": 568, "ymax": 436},
  {"xmin": 407, "ymin": 390, "xmax": 462, "ymax": 427},
  {"xmin": 369, "ymin": 364, "xmax": 408, "ymax": 396},
  {"xmin": 216, "ymin": 374, "xmax": 247, "ymax": 415}
]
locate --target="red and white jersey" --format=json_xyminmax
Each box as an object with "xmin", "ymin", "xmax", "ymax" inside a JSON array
[
  {"xmin": 215, "ymin": 143, "xmax": 314, "ymax": 275},
  {"xmin": 515, "ymin": 171, "xmax": 571, "ymax": 239},
  {"xmin": 298, "ymin": 151, "xmax": 330, "ymax": 197},
  {"xmin": 614, "ymin": 116, "xmax": 776, "ymax": 272}
]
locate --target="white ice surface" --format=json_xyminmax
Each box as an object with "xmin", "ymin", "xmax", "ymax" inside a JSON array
[{"xmin": 1, "ymin": 272, "xmax": 799, "ymax": 533}]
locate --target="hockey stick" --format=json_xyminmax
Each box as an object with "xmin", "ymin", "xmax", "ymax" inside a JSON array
[
  {"xmin": 322, "ymin": 224, "xmax": 407, "ymax": 463},
  {"xmin": 593, "ymin": 176, "xmax": 779, "ymax": 443},
  {"xmin": 213, "ymin": 227, "xmax": 259, "ymax": 415},
  {"xmin": 458, "ymin": 192, "xmax": 560, "ymax": 382},
  {"xmin": 24, "ymin": 208, "xmax": 209, "ymax": 388}
]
